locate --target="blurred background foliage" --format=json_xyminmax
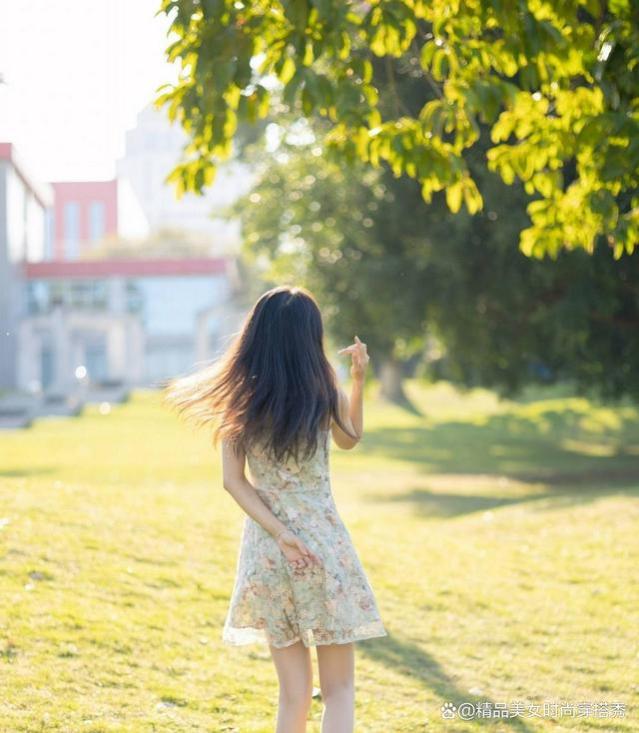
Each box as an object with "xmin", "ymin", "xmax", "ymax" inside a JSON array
[{"xmin": 156, "ymin": 1, "xmax": 639, "ymax": 402}]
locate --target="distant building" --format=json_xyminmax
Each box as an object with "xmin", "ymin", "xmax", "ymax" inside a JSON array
[
  {"xmin": 116, "ymin": 105, "xmax": 253, "ymax": 250},
  {"xmin": 1, "ymin": 133, "xmax": 249, "ymax": 398},
  {"xmin": 49, "ymin": 180, "xmax": 118, "ymax": 260},
  {"xmin": 18, "ymin": 257, "xmax": 245, "ymax": 395},
  {"xmin": 0, "ymin": 142, "xmax": 53, "ymax": 389}
]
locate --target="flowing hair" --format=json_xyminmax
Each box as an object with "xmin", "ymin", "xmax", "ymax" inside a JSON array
[{"xmin": 163, "ymin": 285, "xmax": 357, "ymax": 463}]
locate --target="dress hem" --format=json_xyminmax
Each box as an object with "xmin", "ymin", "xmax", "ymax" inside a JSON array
[{"xmin": 222, "ymin": 623, "xmax": 389, "ymax": 649}]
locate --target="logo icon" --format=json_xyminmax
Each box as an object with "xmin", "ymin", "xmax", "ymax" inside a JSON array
[{"xmin": 441, "ymin": 702, "xmax": 457, "ymax": 719}]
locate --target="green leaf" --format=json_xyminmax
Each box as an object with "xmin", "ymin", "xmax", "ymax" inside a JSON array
[
  {"xmin": 446, "ymin": 181, "xmax": 463, "ymax": 213},
  {"xmin": 279, "ymin": 56, "xmax": 296, "ymax": 85}
]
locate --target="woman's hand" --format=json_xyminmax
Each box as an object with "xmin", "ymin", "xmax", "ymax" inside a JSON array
[
  {"xmin": 276, "ymin": 529, "xmax": 322, "ymax": 570},
  {"xmin": 338, "ymin": 335, "xmax": 370, "ymax": 382}
]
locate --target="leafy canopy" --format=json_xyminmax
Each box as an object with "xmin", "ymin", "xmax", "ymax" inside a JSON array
[
  {"xmin": 237, "ymin": 132, "xmax": 639, "ymax": 401},
  {"xmin": 156, "ymin": 0, "xmax": 639, "ymax": 258}
]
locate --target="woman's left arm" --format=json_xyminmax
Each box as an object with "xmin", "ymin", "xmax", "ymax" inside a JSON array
[
  {"xmin": 221, "ymin": 438, "xmax": 288, "ymax": 539},
  {"xmin": 221, "ymin": 438, "xmax": 322, "ymax": 567}
]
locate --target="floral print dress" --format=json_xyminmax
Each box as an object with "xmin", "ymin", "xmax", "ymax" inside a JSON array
[{"xmin": 222, "ymin": 427, "xmax": 388, "ymax": 649}]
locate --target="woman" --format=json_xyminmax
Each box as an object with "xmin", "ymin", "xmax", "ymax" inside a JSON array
[{"xmin": 165, "ymin": 285, "xmax": 387, "ymax": 732}]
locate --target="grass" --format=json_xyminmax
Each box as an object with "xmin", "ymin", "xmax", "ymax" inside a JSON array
[{"xmin": 0, "ymin": 380, "xmax": 638, "ymax": 732}]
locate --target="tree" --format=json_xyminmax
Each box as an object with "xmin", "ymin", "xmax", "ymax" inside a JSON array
[
  {"xmin": 156, "ymin": 0, "xmax": 639, "ymax": 258},
  {"xmin": 233, "ymin": 139, "xmax": 433, "ymax": 402},
  {"xmin": 423, "ymin": 149, "xmax": 639, "ymax": 401},
  {"xmin": 233, "ymin": 123, "xmax": 639, "ymax": 402}
]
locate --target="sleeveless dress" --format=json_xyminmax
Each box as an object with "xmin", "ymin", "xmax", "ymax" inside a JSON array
[{"xmin": 222, "ymin": 427, "xmax": 388, "ymax": 648}]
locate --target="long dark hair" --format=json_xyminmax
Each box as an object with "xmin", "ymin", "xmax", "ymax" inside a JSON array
[{"xmin": 163, "ymin": 285, "xmax": 356, "ymax": 463}]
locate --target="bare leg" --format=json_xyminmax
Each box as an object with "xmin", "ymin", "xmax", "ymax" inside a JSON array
[
  {"xmin": 269, "ymin": 639, "xmax": 313, "ymax": 733},
  {"xmin": 317, "ymin": 642, "xmax": 355, "ymax": 733}
]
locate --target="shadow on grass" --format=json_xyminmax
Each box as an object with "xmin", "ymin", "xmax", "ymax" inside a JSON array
[
  {"xmin": 359, "ymin": 408, "xmax": 639, "ymax": 481},
  {"xmin": 379, "ymin": 391, "xmax": 425, "ymax": 417},
  {"xmin": 359, "ymin": 631, "xmax": 536, "ymax": 731},
  {"xmin": 358, "ymin": 407, "xmax": 639, "ymax": 518},
  {"xmin": 0, "ymin": 467, "xmax": 55, "ymax": 478},
  {"xmin": 366, "ymin": 488, "xmax": 530, "ymax": 518},
  {"xmin": 367, "ymin": 484, "xmax": 639, "ymax": 520}
]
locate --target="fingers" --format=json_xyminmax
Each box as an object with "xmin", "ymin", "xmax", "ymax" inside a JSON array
[
  {"xmin": 300, "ymin": 546, "xmax": 322, "ymax": 566},
  {"xmin": 289, "ymin": 555, "xmax": 321, "ymax": 570},
  {"xmin": 295, "ymin": 538, "xmax": 310, "ymax": 556},
  {"xmin": 338, "ymin": 336, "xmax": 367, "ymax": 355},
  {"xmin": 287, "ymin": 540, "xmax": 322, "ymax": 569},
  {"xmin": 296, "ymin": 538, "xmax": 322, "ymax": 565},
  {"xmin": 288, "ymin": 555, "xmax": 314, "ymax": 570},
  {"xmin": 280, "ymin": 533, "xmax": 322, "ymax": 569}
]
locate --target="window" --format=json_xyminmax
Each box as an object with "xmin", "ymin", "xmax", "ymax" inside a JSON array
[
  {"xmin": 125, "ymin": 280, "xmax": 145, "ymax": 315},
  {"xmin": 89, "ymin": 201, "xmax": 106, "ymax": 243},
  {"xmin": 26, "ymin": 281, "xmax": 49, "ymax": 314},
  {"xmin": 69, "ymin": 280, "xmax": 109, "ymax": 309},
  {"xmin": 64, "ymin": 202, "xmax": 80, "ymax": 259},
  {"xmin": 44, "ymin": 208, "xmax": 55, "ymax": 260}
]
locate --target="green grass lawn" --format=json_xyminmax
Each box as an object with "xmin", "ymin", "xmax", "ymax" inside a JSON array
[{"xmin": 1, "ymin": 380, "xmax": 638, "ymax": 732}]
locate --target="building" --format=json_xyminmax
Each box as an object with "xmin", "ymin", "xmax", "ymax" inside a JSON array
[
  {"xmin": 49, "ymin": 180, "xmax": 118, "ymax": 260},
  {"xmin": 0, "ymin": 142, "xmax": 52, "ymax": 390},
  {"xmin": 116, "ymin": 105, "xmax": 253, "ymax": 251},
  {"xmin": 0, "ymin": 129, "xmax": 250, "ymax": 399},
  {"xmin": 17, "ymin": 257, "xmax": 245, "ymax": 395}
]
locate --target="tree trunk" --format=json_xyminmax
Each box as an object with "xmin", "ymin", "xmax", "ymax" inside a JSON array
[{"xmin": 378, "ymin": 358, "xmax": 408, "ymax": 403}]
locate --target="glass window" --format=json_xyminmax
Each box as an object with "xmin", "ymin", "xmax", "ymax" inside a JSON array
[
  {"xmin": 50, "ymin": 281, "xmax": 66, "ymax": 306},
  {"xmin": 89, "ymin": 201, "xmax": 106, "ymax": 243},
  {"xmin": 26, "ymin": 278, "xmax": 109, "ymax": 312},
  {"xmin": 70, "ymin": 281, "xmax": 91, "ymax": 307},
  {"xmin": 64, "ymin": 202, "xmax": 80, "ymax": 259},
  {"xmin": 135, "ymin": 276, "xmax": 221, "ymax": 336},
  {"xmin": 68, "ymin": 280, "xmax": 109, "ymax": 309},
  {"xmin": 92, "ymin": 280, "xmax": 108, "ymax": 308},
  {"xmin": 44, "ymin": 208, "xmax": 55, "ymax": 260},
  {"xmin": 26, "ymin": 281, "xmax": 49, "ymax": 314},
  {"xmin": 126, "ymin": 280, "xmax": 145, "ymax": 315}
]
